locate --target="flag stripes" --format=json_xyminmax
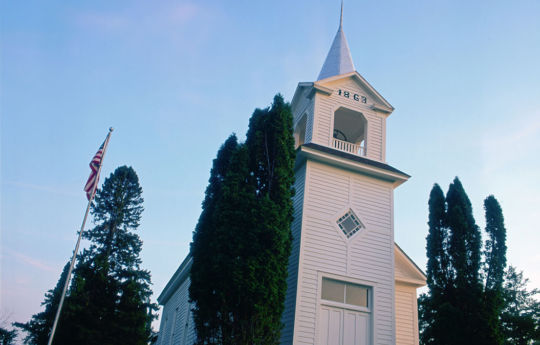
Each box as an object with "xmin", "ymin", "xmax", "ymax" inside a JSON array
[{"xmin": 83, "ymin": 141, "xmax": 105, "ymax": 200}]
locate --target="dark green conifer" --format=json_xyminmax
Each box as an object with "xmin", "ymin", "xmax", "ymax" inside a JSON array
[
  {"xmin": 51, "ymin": 166, "xmax": 156, "ymax": 345},
  {"xmin": 189, "ymin": 95, "xmax": 295, "ymax": 345},
  {"xmin": 0, "ymin": 327, "xmax": 17, "ymax": 345},
  {"xmin": 425, "ymin": 183, "xmax": 448, "ymax": 295},
  {"xmin": 446, "ymin": 177, "xmax": 482, "ymax": 290},
  {"xmin": 14, "ymin": 262, "xmax": 69, "ymax": 345},
  {"xmin": 483, "ymin": 195, "xmax": 507, "ymax": 345},
  {"xmin": 190, "ymin": 134, "xmax": 240, "ymax": 344},
  {"xmin": 500, "ymin": 266, "xmax": 540, "ymax": 345}
]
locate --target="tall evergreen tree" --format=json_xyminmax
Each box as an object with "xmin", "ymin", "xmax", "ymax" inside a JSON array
[
  {"xmin": 420, "ymin": 177, "xmax": 493, "ymax": 345},
  {"xmin": 189, "ymin": 94, "xmax": 295, "ymax": 345},
  {"xmin": 52, "ymin": 166, "xmax": 156, "ymax": 345},
  {"xmin": 483, "ymin": 195, "xmax": 507, "ymax": 345},
  {"xmin": 14, "ymin": 262, "xmax": 70, "ymax": 345},
  {"xmin": 190, "ymin": 134, "xmax": 240, "ymax": 343},
  {"xmin": 420, "ymin": 184, "xmax": 452, "ymax": 345},
  {"xmin": 446, "ymin": 177, "xmax": 482, "ymax": 290},
  {"xmin": 445, "ymin": 177, "xmax": 487, "ymax": 344},
  {"xmin": 425, "ymin": 184, "xmax": 449, "ymax": 295},
  {"xmin": 241, "ymin": 94, "xmax": 295, "ymax": 344}
]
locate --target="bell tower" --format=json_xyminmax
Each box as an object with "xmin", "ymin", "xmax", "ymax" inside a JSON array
[{"xmin": 282, "ymin": 4, "xmax": 410, "ymax": 345}]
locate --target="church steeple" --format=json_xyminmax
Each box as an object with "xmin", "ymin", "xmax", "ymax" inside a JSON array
[{"xmin": 317, "ymin": 1, "xmax": 355, "ymax": 80}]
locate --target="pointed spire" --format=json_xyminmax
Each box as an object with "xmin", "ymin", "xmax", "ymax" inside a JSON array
[
  {"xmin": 340, "ymin": 0, "xmax": 343, "ymax": 28},
  {"xmin": 317, "ymin": 1, "xmax": 355, "ymax": 80}
]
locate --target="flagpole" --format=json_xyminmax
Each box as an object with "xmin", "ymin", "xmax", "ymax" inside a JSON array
[{"xmin": 47, "ymin": 127, "xmax": 114, "ymax": 345}]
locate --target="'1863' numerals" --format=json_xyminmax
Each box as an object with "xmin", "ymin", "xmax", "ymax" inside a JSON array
[{"xmin": 338, "ymin": 89, "xmax": 367, "ymax": 103}]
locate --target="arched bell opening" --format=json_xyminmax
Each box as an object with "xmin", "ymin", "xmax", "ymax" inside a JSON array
[
  {"xmin": 332, "ymin": 107, "xmax": 367, "ymax": 156},
  {"xmin": 294, "ymin": 114, "xmax": 307, "ymax": 149}
]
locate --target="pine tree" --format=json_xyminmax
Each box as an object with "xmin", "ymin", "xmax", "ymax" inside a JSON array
[
  {"xmin": 14, "ymin": 262, "xmax": 70, "ymax": 345},
  {"xmin": 0, "ymin": 327, "xmax": 17, "ymax": 345},
  {"xmin": 189, "ymin": 95, "xmax": 295, "ymax": 345},
  {"xmin": 483, "ymin": 195, "xmax": 507, "ymax": 345},
  {"xmin": 53, "ymin": 166, "xmax": 157, "ymax": 345}
]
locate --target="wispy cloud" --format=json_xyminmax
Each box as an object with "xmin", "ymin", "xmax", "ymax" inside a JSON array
[{"xmin": 3, "ymin": 248, "xmax": 57, "ymax": 272}]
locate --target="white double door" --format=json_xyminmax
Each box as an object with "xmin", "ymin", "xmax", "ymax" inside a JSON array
[{"xmin": 319, "ymin": 305, "xmax": 370, "ymax": 345}]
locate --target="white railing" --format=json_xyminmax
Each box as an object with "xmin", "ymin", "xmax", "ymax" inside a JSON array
[{"xmin": 332, "ymin": 138, "xmax": 365, "ymax": 156}]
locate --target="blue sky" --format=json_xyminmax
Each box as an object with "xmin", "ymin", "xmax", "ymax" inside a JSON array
[{"xmin": 2, "ymin": 0, "xmax": 540, "ymax": 335}]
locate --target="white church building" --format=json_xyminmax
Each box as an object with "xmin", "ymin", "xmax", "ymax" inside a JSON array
[{"xmin": 157, "ymin": 10, "xmax": 426, "ymax": 345}]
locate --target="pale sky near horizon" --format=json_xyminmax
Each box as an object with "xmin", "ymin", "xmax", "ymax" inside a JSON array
[{"xmin": 2, "ymin": 0, "xmax": 540, "ymax": 340}]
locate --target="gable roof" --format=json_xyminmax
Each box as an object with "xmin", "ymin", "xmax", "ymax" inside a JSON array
[
  {"xmin": 394, "ymin": 243, "xmax": 427, "ymax": 286},
  {"xmin": 317, "ymin": 72, "xmax": 395, "ymax": 113}
]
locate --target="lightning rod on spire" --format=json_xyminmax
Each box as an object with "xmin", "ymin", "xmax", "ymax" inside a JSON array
[{"xmin": 340, "ymin": 0, "xmax": 343, "ymax": 28}]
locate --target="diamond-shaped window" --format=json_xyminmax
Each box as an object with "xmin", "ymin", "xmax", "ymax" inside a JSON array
[{"xmin": 337, "ymin": 209, "xmax": 364, "ymax": 238}]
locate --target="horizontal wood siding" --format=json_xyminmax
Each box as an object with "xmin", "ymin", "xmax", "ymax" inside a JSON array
[
  {"xmin": 158, "ymin": 277, "xmax": 196, "ymax": 345},
  {"xmin": 314, "ymin": 78, "xmax": 386, "ymax": 161},
  {"xmin": 395, "ymin": 284, "xmax": 418, "ymax": 345},
  {"xmin": 313, "ymin": 91, "xmax": 333, "ymax": 147},
  {"xmin": 281, "ymin": 164, "xmax": 307, "ymax": 345},
  {"xmin": 293, "ymin": 160, "xmax": 394, "ymax": 345}
]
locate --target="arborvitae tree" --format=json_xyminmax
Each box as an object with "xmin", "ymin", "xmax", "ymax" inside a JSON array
[
  {"xmin": 52, "ymin": 166, "xmax": 157, "ymax": 345},
  {"xmin": 420, "ymin": 177, "xmax": 497, "ymax": 345},
  {"xmin": 241, "ymin": 94, "xmax": 295, "ymax": 344},
  {"xmin": 420, "ymin": 184, "xmax": 451, "ymax": 345},
  {"xmin": 446, "ymin": 177, "xmax": 482, "ymax": 290},
  {"xmin": 189, "ymin": 95, "xmax": 295, "ymax": 345},
  {"xmin": 483, "ymin": 195, "xmax": 507, "ymax": 345},
  {"xmin": 14, "ymin": 262, "xmax": 70, "ymax": 345},
  {"xmin": 425, "ymin": 184, "xmax": 449, "ymax": 295},
  {"xmin": 190, "ymin": 134, "xmax": 240, "ymax": 343},
  {"xmin": 501, "ymin": 266, "xmax": 540, "ymax": 345},
  {"xmin": 445, "ymin": 177, "xmax": 486, "ymax": 343}
]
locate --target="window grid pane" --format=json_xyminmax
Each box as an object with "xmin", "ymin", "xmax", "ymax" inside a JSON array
[
  {"xmin": 321, "ymin": 278, "xmax": 345, "ymax": 303},
  {"xmin": 345, "ymin": 283, "xmax": 369, "ymax": 307},
  {"xmin": 322, "ymin": 278, "xmax": 370, "ymax": 309}
]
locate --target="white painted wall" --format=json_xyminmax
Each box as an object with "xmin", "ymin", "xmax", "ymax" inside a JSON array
[
  {"xmin": 395, "ymin": 283, "xmax": 420, "ymax": 345},
  {"xmin": 157, "ymin": 276, "xmax": 196, "ymax": 345},
  {"xmin": 291, "ymin": 160, "xmax": 396, "ymax": 345}
]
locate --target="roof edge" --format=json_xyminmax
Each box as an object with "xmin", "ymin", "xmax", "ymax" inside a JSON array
[{"xmin": 157, "ymin": 255, "xmax": 193, "ymax": 305}]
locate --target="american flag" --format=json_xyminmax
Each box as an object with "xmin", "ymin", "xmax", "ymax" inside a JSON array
[{"xmin": 83, "ymin": 141, "xmax": 105, "ymax": 200}]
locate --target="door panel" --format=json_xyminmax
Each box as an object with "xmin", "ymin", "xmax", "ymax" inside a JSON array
[
  {"xmin": 343, "ymin": 310, "xmax": 369, "ymax": 345},
  {"xmin": 320, "ymin": 306, "xmax": 369, "ymax": 345}
]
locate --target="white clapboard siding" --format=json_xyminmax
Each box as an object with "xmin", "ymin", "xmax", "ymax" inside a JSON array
[
  {"xmin": 281, "ymin": 164, "xmax": 307, "ymax": 345},
  {"xmin": 395, "ymin": 284, "xmax": 418, "ymax": 345},
  {"xmin": 158, "ymin": 276, "xmax": 196, "ymax": 345},
  {"xmin": 292, "ymin": 160, "xmax": 395, "ymax": 345}
]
